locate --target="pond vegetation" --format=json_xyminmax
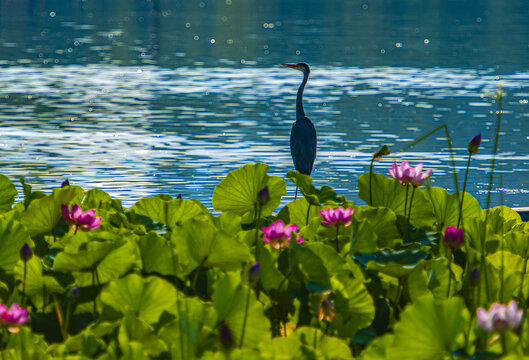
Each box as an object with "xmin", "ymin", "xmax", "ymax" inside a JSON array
[{"xmin": 0, "ymin": 90, "xmax": 527, "ymax": 359}]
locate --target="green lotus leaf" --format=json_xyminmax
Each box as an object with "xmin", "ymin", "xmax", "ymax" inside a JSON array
[
  {"xmin": 486, "ymin": 205, "xmax": 522, "ymax": 234},
  {"xmin": 277, "ymin": 197, "xmax": 321, "ymax": 228},
  {"xmin": 4, "ymin": 326, "xmax": 48, "ymax": 359},
  {"xmin": 255, "ymin": 242, "xmax": 284, "ymax": 291},
  {"xmin": 257, "ymin": 337, "xmax": 303, "ymax": 359},
  {"xmin": 212, "ymin": 163, "xmax": 286, "ymax": 217},
  {"xmin": 201, "ymin": 349, "xmax": 264, "ymax": 360},
  {"xmin": 293, "ymin": 245, "xmax": 332, "ymax": 293},
  {"xmin": 291, "ymin": 327, "xmax": 353, "ymax": 359},
  {"xmin": 351, "ymin": 206, "xmax": 402, "ymax": 254},
  {"xmin": 0, "ymin": 174, "xmax": 17, "ymax": 214},
  {"xmin": 14, "ymin": 256, "xmax": 63, "ymax": 308},
  {"xmin": 503, "ymin": 230, "xmax": 529, "ymax": 257},
  {"xmin": 83, "ymin": 188, "xmax": 124, "ymax": 213},
  {"xmin": 361, "ymin": 333, "xmax": 394, "ymax": 360},
  {"xmin": 387, "ymin": 295, "xmax": 469, "ymax": 359},
  {"xmin": 357, "ymin": 173, "xmax": 435, "ymax": 229},
  {"xmin": 213, "ymin": 272, "xmax": 271, "ymax": 348},
  {"xmin": 172, "ymin": 219, "xmax": 251, "ymax": 275},
  {"xmin": 486, "ymin": 250, "xmax": 526, "ymax": 301},
  {"xmin": 213, "ymin": 211, "xmax": 242, "ymax": 235},
  {"xmin": 138, "ymin": 231, "xmax": 177, "ymax": 277},
  {"xmin": 52, "ymin": 322, "xmax": 114, "ymax": 356},
  {"xmin": 304, "ymin": 243, "xmax": 347, "ymax": 276},
  {"xmin": 424, "ymin": 187, "xmax": 482, "ymax": 230},
  {"xmin": 158, "ymin": 297, "xmax": 217, "ymax": 359},
  {"xmin": 427, "ymin": 258, "xmax": 463, "ymax": 300},
  {"xmin": 53, "ymin": 240, "xmax": 136, "ymax": 286},
  {"xmin": 407, "ymin": 267, "xmax": 431, "ymax": 301},
  {"xmin": 0, "ymin": 218, "xmax": 33, "ymax": 273},
  {"xmin": 331, "ymin": 273, "xmax": 376, "ymax": 338},
  {"xmin": 20, "ymin": 186, "xmax": 85, "ymax": 236},
  {"xmin": 100, "ymin": 273, "xmax": 177, "ymax": 324},
  {"xmin": 357, "ymin": 249, "xmax": 430, "ymax": 277},
  {"xmin": 130, "ymin": 196, "xmax": 209, "ymax": 228},
  {"xmin": 118, "ymin": 312, "xmax": 168, "ymax": 357},
  {"xmin": 286, "ymin": 170, "xmax": 342, "ymax": 205}
]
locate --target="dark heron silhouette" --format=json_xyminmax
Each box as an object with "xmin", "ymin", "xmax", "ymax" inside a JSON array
[{"xmin": 281, "ymin": 62, "xmax": 317, "ymax": 199}]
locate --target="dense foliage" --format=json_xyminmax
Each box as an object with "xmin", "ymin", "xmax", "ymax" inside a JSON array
[{"xmin": 0, "ymin": 160, "xmax": 527, "ymax": 359}]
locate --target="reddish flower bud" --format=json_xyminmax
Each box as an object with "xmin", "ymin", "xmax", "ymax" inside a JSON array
[
  {"xmin": 20, "ymin": 244, "xmax": 32, "ymax": 262},
  {"xmin": 468, "ymin": 134, "xmax": 481, "ymax": 154},
  {"xmin": 443, "ymin": 226, "xmax": 464, "ymax": 250}
]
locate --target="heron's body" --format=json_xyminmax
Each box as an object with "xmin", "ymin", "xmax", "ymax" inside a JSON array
[
  {"xmin": 281, "ymin": 62, "xmax": 317, "ymax": 176},
  {"xmin": 290, "ymin": 116, "xmax": 317, "ymax": 175}
]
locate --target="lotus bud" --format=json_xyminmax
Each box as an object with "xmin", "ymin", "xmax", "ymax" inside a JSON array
[
  {"xmin": 469, "ymin": 268, "xmax": 480, "ymax": 287},
  {"xmin": 373, "ymin": 145, "xmax": 390, "ymax": 160},
  {"xmin": 248, "ymin": 262, "xmax": 260, "ymax": 285},
  {"xmin": 67, "ymin": 286, "xmax": 80, "ymax": 301},
  {"xmin": 443, "ymin": 226, "xmax": 464, "ymax": 250},
  {"xmin": 468, "ymin": 134, "xmax": 481, "ymax": 154},
  {"xmin": 20, "ymin": 244, "xmax": 32, "ymax": 262},
  {"xmin": 257, "ymin": 186, "xmax": 269, "ymax": 205},
  {"xmin": 219, "ymin": 322, "xmax": 234, "ymax": 349}
]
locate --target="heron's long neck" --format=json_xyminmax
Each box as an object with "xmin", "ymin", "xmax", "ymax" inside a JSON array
[{"xmin": 296, "ymin": 71, "xmax": 309, "ymax": 119}]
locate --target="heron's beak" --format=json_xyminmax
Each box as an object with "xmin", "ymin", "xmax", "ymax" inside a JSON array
[{"xmin": 280, "ymin": 63, "xmax": 297, "ymax": 69}]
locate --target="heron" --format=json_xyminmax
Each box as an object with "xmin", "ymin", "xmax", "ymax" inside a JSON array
[{"xmin": 280, "ymin": 62, "xmax": 317, "ymax": 199}]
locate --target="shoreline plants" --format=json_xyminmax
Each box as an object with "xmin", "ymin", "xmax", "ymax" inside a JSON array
[{"xmin": 0, "ymin": 89, "xmax": 527, "ymax": 358}]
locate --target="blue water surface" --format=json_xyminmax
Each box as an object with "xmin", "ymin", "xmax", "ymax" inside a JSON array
[{"xmin": 0, "ymin": 0, "xmax": 528, "ymax": 209}]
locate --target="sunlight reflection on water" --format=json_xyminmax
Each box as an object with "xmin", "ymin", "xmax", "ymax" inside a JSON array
[{"xmin": 0, "ymin": 64, "xmax": 528, "ymax": 209}]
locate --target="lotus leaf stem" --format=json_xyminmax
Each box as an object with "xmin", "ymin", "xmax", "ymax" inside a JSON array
[{"xmin": 239, "ymin": 285, "xmax": 251, "ymax": 348}]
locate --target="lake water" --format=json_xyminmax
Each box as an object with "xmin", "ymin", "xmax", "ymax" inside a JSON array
[{"xmin": 0, "ymin": 0, "xmax": 528, "ymax": 209}]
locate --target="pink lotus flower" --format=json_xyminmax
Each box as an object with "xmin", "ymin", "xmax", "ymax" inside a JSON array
[
  {"xmin": 61, "ymin": 204, "xmax": 102, "ymax": 231},
  {"xmin": 388, "ymin": 161, "xmax": 432, "ymax": 187},
  {"xmin": 476, "ymin": 301, "xmax": 523, "ymax": 332},
  {"xmin": 320, "ymin": 207, "xmax": 354, "ymax": 227},
  {"xmin": 262, "ymin": 220, "xmax": 304, "ymax": 249},
  {"xmin": 443, "ymin": 226, "xmax": 464, "ymax": 250},
  {"xmin": 404, "ymin": 162, "xmax": 432, "ymax": 187},
  {"xmin": 0, "ymin": 303, "xmax": 29, "ymax": 333},
  {"xmin": 388, "ymin": 160, "xmax": 412, "ymax": 185}
]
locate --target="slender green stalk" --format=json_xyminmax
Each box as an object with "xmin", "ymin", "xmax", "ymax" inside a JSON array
[
  {"xmin": 42, "ymin": 284, "xmax": 46, "ymax": 312},
  {"xmin": 399, "ymin": 124, "xmax": 459, "ymax": 194},
  {"xmin": 520, "ymin": 249, "xmax": 528, "ymax": 305},
  {"xmin": 64, "ymin": 302, "xmax": 72, "ymax": 338},
  {"xmin": 393, "ymin": 277, "xmax": 403, "ymax": 317},
  {"xmin": 499, "ymin": 157, "xmax": 505, "ymax": 304},
  {"xmin": 446, "ymin": 251, "xmax": 453, "ymax": 298},
  {"xmin": 369, "ymin": 157, "xmax": 375, "ymax": 206},
  {"xmin": 277, "ymin": 271, "xmax": 291, "ymax": 293},
  {"xmin": 306, "ymin": 203, "xmax": 312, "ymax": 225},
  {"xmin": 92, "ymin": 271, "xmax": 96, "ymax": 315},
  {"xmin": 407, "ymin": 186, "xmax": 417, "ymax": 226},
  {"xmin": 239, "ymin": 286, "xmax": 251, "ymax": 348},
  {"xmin": 172, "ymin": 253, "xmax": 186, "ymax": 360},
  {"xmin": 21, "ymin": 261, "xmax": 27, "ymax": 306},
  {"xmin": 404, "ymin": 184, "xmax": 409, "ymax": 217},
  {"xmin": 334, "ymin": 226, "xmax": 340, "ymax": 253},
  {"xmin": 457, "ymin": 154, "xmax": 472, "ymax": 228},
  {"xmin": 191, "ymin": 267, "xmax": 201, "ymax": 293},
  {"xmin": 480, "ymin": 90, "xmax": 503, "ymax": 304}
]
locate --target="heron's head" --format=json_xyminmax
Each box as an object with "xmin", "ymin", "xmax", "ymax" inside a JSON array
[{"xmin": 280, "ymin": 62, "xmax": 310, "ymax": 75}]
